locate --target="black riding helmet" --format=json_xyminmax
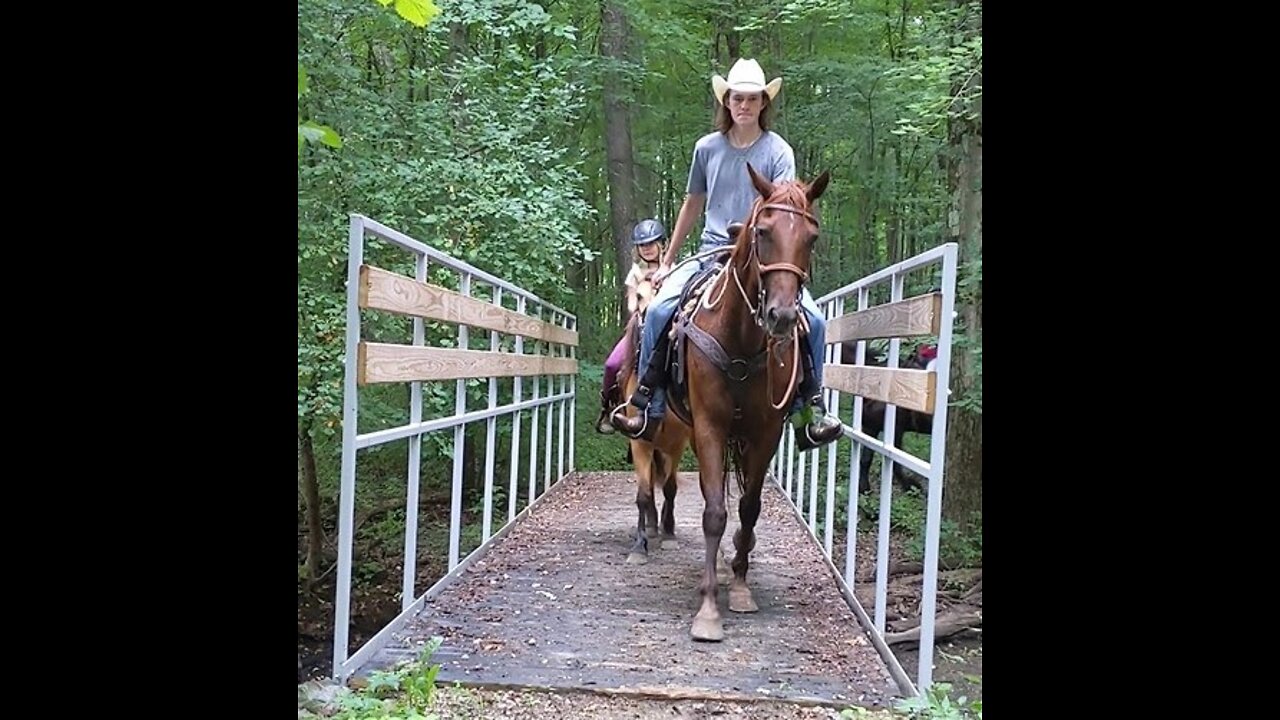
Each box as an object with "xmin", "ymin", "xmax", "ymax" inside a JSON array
[{"xmin": 632, "ymin": 219, "xmax": 667, "ymax": 246}]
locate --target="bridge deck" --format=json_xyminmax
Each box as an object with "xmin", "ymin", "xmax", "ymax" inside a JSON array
[{"xmin": 357, "ymin": 470, "xmax": 902, "ymax": 710}]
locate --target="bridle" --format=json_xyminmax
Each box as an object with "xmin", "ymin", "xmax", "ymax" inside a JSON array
[{"xmin": 718, "ymin": 199, "xmax": 819, "ymax": 328}]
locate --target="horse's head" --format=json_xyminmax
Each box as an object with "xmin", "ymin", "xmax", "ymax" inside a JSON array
[{"xmin": 738, "ymin": 163, "xmax": 829, "ymax": 339}]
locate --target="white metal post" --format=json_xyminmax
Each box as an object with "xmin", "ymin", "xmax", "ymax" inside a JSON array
[
  {"xmin": 568, "ymin": 316, "xmax": 577, "ymax": 473},
  {"xmin": 528, "ymin": 306, "xmax": 541, "ymax": 506},
  {"xmin": 845, "ymin": 287, "xmax": 868, "ymax": 589},
  {"xmin": 332, "ymin": 214, "xmax": 365, "ymax": 678},
  {"xmin": 823, "ymin": 298, "xmax": 841, "ymax": 558},
  {"xmin": 557, "ymin": 319, "xmax": 566, "ymax": 483},
  {"xmin": 874, "ymin": 274, "xmax": 905, "ymax": 633},
  {"xmin": 509, "ymin": 297, "xmax": 525, "ymax": 521},
  {"xmin": 916, "ymin": 243, "xmax": 959, "ymax": 692},
  {"xmin": 543, "ymin": 356, "xmax": 553, "ymax": 494},
  {"xmin": 448, "ymin": 273, "xmax": 471, "ymax": 570},
  {"xmin": 402, "ymin": 252, "xmax": 428, "ymax": 610},
  {"xmin": 482, "ymin": 287, "xmax": 501, "ymax": 543}
]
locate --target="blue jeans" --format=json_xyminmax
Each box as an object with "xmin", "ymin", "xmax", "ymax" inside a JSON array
[{"xmin": 636, "ymin": 258, "xmax": 826, "ymax": 418}]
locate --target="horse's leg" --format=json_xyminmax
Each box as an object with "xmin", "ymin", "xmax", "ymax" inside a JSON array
[
  {"xmin": 645, "ymin": 451, "xmax": 664, "ymax": 540},
  {"xmin": 900, "ymin": 412, "xmax": 933, "ymax": 493},
  {"xmin": 659, "ymin": 459, "xmax": 679, "ymax": 549},
  {"xmin": 627, "ymin": 443, "xmax": 657, "ymax": 565},
  {"xmin": 691, "ymin": 429, "xmax": 729, "ymax": 642},
  {"xmin": 858, "ymin": 402, "xmax": 883, "ymax": 498},
  {"xmin": 891, "ymin": 422, "xmax": 927, "ymax": 494},
  {"xmin": 729, "ymin": 449, "xmax": 770, "ymax": 613}
]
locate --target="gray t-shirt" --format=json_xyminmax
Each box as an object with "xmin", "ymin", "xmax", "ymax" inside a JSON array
[{"xmin": 686, "ymin": 130, "xmax": 796, "ymax": 252}]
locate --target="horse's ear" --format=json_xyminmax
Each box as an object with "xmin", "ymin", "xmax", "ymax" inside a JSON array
[
  {"xmin": 807, "ymin": 170, "xmax": 831, "ymax": 203},
  {"xmin": 746, "ymin": 162, "xmax": 775, "ymax": 199}
]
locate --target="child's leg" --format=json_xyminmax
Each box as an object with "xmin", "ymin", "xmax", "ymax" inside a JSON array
[
  {"xmin": 604, "ymin": 333, "xmax": 629, "ymax": 392},
  {"xmin": 597, "ymin": 333, "xmax": 632, "ymax": 433}
]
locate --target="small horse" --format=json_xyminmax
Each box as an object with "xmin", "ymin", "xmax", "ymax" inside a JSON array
[
  {"xmin": 662, "ymin": 163, "xmax": 830, "ymax": 641},
  {"xmin": 838, "ymin": 340, "xmax": 933, "ymax": 493},
  {"xmin": 612, "ymin": 310, "xmax": 694, "ymax": 564}
]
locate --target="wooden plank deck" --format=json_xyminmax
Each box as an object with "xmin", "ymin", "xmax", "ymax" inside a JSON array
[{"xmin": 356, "ymin": 470, "xmax": 903, "ymax": 710}]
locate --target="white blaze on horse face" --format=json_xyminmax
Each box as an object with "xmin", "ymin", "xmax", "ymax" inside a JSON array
[{"xmin": 766, "ymin": 212, "xmax": 806, "ymax": 304}]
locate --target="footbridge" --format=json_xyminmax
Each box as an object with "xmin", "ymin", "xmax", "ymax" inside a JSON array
[{"xmin": 329, "ymin": 214, "xmax": 959, "ymax": 710}]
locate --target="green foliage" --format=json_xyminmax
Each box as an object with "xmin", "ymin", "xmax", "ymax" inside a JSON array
[
  {"xmin": 887, "ymin": 3, "xmax": 983, "ymax": 140},
  {"xmin": 298, "ymin": 0, "xmax": 440, "ymax": 156},
  {"xmin": 308, "ymin": 636, "xmax": 445, "ymax": 720},
  {"xmin": 893, "ymin": 681, "xmax": 982, "ymax": 719},
  {"xmin": 377, "ymin": 0, "xmax": 441, "ymax": 27},
  {"xmin": 907, "ymin": 513, "xmax": 982, "ymax": 571},
  {"xmin": 299, "ymin": 0, "xmax": 596, "ymax": 444},
  {"xmin": 571, "ymin": 363, "xmax": 628, "ymax": 472},
  {"xmin": 299, "ymin": 64, "xmax": 343, "ymax": 154},
  {"xmin": 854, "ymin": 487, "xmax": 981, "ymax": 570}
]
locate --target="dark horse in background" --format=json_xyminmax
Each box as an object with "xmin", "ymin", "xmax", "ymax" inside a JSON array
[
  {"xmin": 659, "ymin": 163, "xmax": 830, "ymax": 641},
  {"xmin": 838, "ymin": 340, "xmax": 935, "ymax": 493}
]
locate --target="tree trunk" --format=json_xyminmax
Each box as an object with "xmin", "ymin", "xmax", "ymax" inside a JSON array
[
  {"xmin": 942, "ymin": 0, "xmax": 982, "ymax": 533},
  {"xmin": 299, "ymin": 424, "xmax": 324, "ymax": 589},
  {"xmin": 447, "ymin": 21, "xmax": 469, "ymax": 134},
  {"xmin": 600, "ymin": 0, "xmax": 638, "ymax": 328},
  {"xmin": 887, "ymin": 143, "xmax": 902, "ymax": 266}
]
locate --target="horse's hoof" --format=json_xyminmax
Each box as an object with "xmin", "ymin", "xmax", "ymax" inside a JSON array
[
  {"xmin": 690, "ymin": 616, "xmax": 724, "ymax": 642},
  {"xmin": 660, "ymin": 536, "xmax": 679, "ymax": 550},
  {"xmin": 626, "ymin": 551, "xmax": 648, "ymax": 565},
  {"xmin": 729, "ymin": 585, "xmax": 758, "ymax": 613}
]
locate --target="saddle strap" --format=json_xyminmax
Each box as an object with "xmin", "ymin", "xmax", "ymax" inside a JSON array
[{"xmin": 682, "ymin": 319, "xmax": 768, "ymax": 382}]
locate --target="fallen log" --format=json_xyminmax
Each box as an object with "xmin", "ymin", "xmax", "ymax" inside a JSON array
[
  {"xmin": 884, "ymin": 607, "xmax": 981, "ymax": 646},
  {"xmin": 858, "ymin": 560, "xmax": 924, "ymax": 582},
  {"xmin": 963, "ymin": 578, "xmax": 982, "ymax": 599}
]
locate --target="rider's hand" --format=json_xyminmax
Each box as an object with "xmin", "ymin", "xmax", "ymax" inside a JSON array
[{"xmin": 652, "ymin": 262, "xmax": 673, "ymax": 288}]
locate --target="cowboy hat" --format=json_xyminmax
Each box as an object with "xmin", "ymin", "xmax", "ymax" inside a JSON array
[{"xmin": 711, "ymin": 58, "xmax": 782, "ymax": 105}]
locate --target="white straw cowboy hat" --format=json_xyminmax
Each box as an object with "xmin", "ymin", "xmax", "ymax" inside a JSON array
[{"xmin": 711, "ymin": 58, "xmax": 782, "ymax": 105}]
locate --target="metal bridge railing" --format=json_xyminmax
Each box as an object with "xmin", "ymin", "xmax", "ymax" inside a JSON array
[
  {"xmin": 772, "ymin": 242, "xmax": 960, "ymax": 696},
  {"xmin": 331, "ymin": 214, "xmax": 579, "ymax": 681}
]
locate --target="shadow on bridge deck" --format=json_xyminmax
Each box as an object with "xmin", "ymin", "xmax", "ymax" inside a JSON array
[{"xmin": 357, "ymin": 470, "xmax": 902, "ymax": 710}]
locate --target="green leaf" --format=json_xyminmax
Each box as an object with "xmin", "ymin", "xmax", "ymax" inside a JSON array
[
  {"xmin": 395, "ymin": 0, "xmax": 441, "ymax": 27},
  {"xmin": 298, "ymin": 63, "xmax": 308, "ymax": 98},
  {"xmin": 299, "ymin": 121, "xmax": 343, "ymax": 149},
  {"xmin": 319, "ymin": 126, "xmax": 342, "ymax": 148}
]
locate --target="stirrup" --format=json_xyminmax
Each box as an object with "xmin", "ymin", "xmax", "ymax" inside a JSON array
[
  {"xmin": 794, "ymin": 418, "xmax": 841, "ymax": 452},
  {"xmin": 611, "ymin": 406, "xmax": 659, "ymax": 441},
  {"xmin": 794, "ymin": 395, "xmax": 841, "ymax": 452},
  {"xmin": 609, "ymin": 387, "xmax": 660, "ymax": 441}
]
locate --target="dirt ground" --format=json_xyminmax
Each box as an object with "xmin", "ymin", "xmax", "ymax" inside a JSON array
[
  {"xmin": 300, "ymin": 680, "xmax": 901, "ymax": 718},
  {"xmin": 428, "ymin": 686, "xmax": 890, "ymax": 719}
]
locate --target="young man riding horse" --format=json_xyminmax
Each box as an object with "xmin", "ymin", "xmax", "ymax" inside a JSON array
[{"xmin": 608, "ymin": 58, "xmax": 842, "ymax": 452}]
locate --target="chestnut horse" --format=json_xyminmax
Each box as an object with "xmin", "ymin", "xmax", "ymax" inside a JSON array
[
  {"xmin": 612, "ymin": 311, "xmax": 694, "ymax": 565},
  {"xmin": 663, "ymin": 163, "xmax": 830, "ymax": 641}
]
